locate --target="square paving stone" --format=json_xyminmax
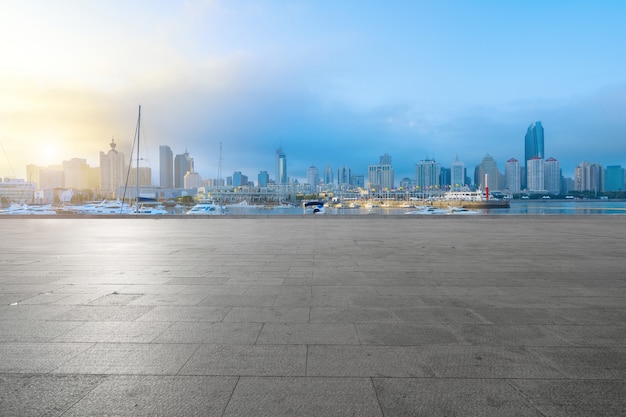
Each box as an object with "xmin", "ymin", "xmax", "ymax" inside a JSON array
[
  {"xmin": 223, "ymin": 377, "xmax": 383, "ymax": 417},
  {"xmin": 469, "ymin": 307, "xmax": 576, "ymax": 325},
  {"xmin": 307, "ymin": 345, "xmax": 435, "ymax": 377},
  {"xmin": 0, "ymin": 342, "xmax": 93, "ymax": 373},
  {"xmin": 273, "ymin": 294, "xmax": 350, "ymax": 307},
  {"xmin": 450, "ymin": 324, "xmax": 573, "ymax": 346},
  {"xmin": 0, "ymin": 374, "xmax": 106, "ymax": 417},
  {"xmin": 223, "ymin": 307, "xmax": 310, "ymax": 323},
  {"xmin": 52, "ymin": 343, "xmax": 199, "ymax": 375},
  {"xmin": 199, "ymin": 294, "xmax": 277, "ymax": 307},
  {"xmin": 0, "ymin": 304, "xmax": 74, "ymax": 321},
  {"xmin": 509, "ymin": 379, "xmax": 626, "ymax": 417},
  {"xmin": 179, "ymin": 344, "xmax": 306, "ymax": 376},
  {"xmin": 136, "ymin": 305, "xmax": 231, "ymax": 322},
  {"xmin": 373, "ymin": 378, "xmax": 543, "ymax": 417},
  {"xmin": 391, "ymin": 307, "xmax": 488, "ymax": 324},
  {"xmin": 53, "ymin": 321, "xmax": 173, "ymax": 343},
  {"xmin": 356, "ymin": 323, "xmax": 460, "ymax": 345},
  {"xmin": 310, "ymin": 307, "xmax": 397, "ymax": 323},
  {"xmin": 527, "ymin": 347, "xmax": 626, "ymax": 379},
  {"xmin": 128, "ymin": 293, "xmax": 210, "ymax": 306},
  {"xmin": 419, "ymin": 345, "xmax": 565, "ymax": 379},
  {"xmin": 153, "ymin": 322, "xmax": 262, "ymax": 344},
  {"xmin": 51, "ymin": 305, "xmax": 154, "ymax": 321},
  {"xmin": 256, "ymin": 323, "xmax": 359, "ymax": 345},
  {"xmin": 0, "ymin": 320, "xmax": 82, "ymax": 342},
  {"xmin": 547, "ymin": 325, "xmax": 626, "ymax": 347},
  {"xmin": 62, "ymin": 375, "xmax": 237, "ymax": 417}
]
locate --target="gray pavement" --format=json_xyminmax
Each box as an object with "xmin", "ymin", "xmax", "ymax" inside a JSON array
[{"xmin": 0, "ymin": 216, "xmax": 625, "ymax": 416}]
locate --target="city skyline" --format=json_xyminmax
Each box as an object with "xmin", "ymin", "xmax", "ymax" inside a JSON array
[{"xmin": 1, "ymin": 1, "xmax": 625, "ymax": 182}]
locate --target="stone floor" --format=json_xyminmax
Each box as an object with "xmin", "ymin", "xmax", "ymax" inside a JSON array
[{"xmin": 0, "ymin": 216, "xmax": 625, "ymax": 416}]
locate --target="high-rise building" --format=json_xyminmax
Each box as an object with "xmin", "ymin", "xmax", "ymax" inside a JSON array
[
  {"xmin": 63, "ymin": 158, "xmax": 90, "ymax": 189},
  {"xmin": 306, "ymin": 166, "xmax": 319, "ymax": 191},
  {"xmin": 337, "ymin": 166, "xmax": 351, "ymax": 188},
  {"xmin": 476, "ymin": 154, "xmax": 501, "ymax": 190},
  {"xmin": 415, "ymin": 159, "xmax": 440, "ymax": 191},
  {"xmin": 128, "ymin": 167, "xmax": 152, "ymax": 187},
  {"xmin": 275, "ymin": 148, "xmax": 287, "ymax": 184},
  {"xmin": 525, "ymin": 121, "xmax": 545, "ymax": 163},
  {"xmin": 159, "ymin": 145, "xmax": 173, "ymax": 188},
  {"xmin": 544, "ymin": 157, "xmax": 561, "ymax": 194},
  {"xmin": 258, "ymin": 171, "xmax": 269, "ymax": 188},
  {"xmin": 99, "ymin": 139, "xmax": 126, "ymax": 197},
  {"xmin": 450, "ymin": 156, "xmax": 465, "ymax": 190},
  {"xmin": 174, "ymin": 151, "xmax": 194, "ymax": 189},
  {"xmin": 368, "ymin": 154, "xmax": 394, "ymax": 190},
  {"xmin": 527, "ymin": 156, "xmax": 545, "ymax": 192},
  {"xmin": 184, "ymin": 171, "xmax": 202, "ymax": 189},
  {"xmin": 604, "ymin": 165, "xmax": 625, "ymax": 191},
  {"xmin": 575, "ymin": 162, "xmax": 603, "ymax": 193},
  {"xmin": 323, "ymin": 164, "xmax": 333, "ymax": 186},
  {"xmin": 505, "ymin": 158, "xmax": 521, "ymax": 193},
  {"xmin": 233, "ymin": 171, "xmax": 249, "ymax": 187}
]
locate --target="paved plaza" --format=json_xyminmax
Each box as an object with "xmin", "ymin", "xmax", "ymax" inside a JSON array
[{"xmin": 0, "ymin": 216, "xmax": 625, "ymax": 416}]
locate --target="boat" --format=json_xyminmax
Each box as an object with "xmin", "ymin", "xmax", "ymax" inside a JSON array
[
  {"xmin": 303, "ymin": 201, "xmax": 325, "ymax": 214},
  {"xmin": 405, "ymin": 205, "xmax": 447, "ymax": 215},
  {"xmin": 0, "ymin": 203, "xmax": 57, "ymax": 215},
  {"xmin": 186, "ymin": 200, "xmax": 225, "ymax": 215},
  {"xmin": 66, "ymin": 200, "xmax": 133, "ymax": 215},
  {"xmin": 441, "ymin": 190, "xmax": 510, "ymax": 209},
  {"xmin": 446, "ymin": 206, "xmax": 479, "ymax": 215}
]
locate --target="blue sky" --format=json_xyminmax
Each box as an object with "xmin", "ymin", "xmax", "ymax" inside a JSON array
[{"xmin": 1, "ymin": 0, "xmax": 625, "ymax": 183}]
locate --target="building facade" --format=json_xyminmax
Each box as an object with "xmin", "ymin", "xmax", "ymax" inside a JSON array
[
  {"xmin": 99, "ymin": 139, "xmax": 126, "ymax": 197},
  {"xmin": 525, "ymin": 121, "xmax": 545, "ymax": 162},
  {"xmin": 174, "ymin": 151, "xmax": 194, "ymax": 189},
  {"xmin": 415, "ymin": 159, "xmax": 440, "ymax": 191},
  {"xmin": 544, "ymin": 157, "xmax": 561, "ymax": 194},
  {"xmin": 575, "ymin": 162, "xmax": 603, "ymax": 193},
  {"xmin": 505, "ymin": 158, "xmax": 521, "ymax": 193},
  {"xmin": 604, "ymin": 165, "xmax": 625, "ymax": 191},
  {"xmin": 450, "ymin": 156, "xmax": 465, "ymax": 190},
  {"xmin": 476, "ymin": 154, "xmax": 501, "ymax": 190},
  {"xmin": 159, "ymin": 145, "xmax": 173, "ymax": 188},
  {"xmin": 306, "ymin": 166, "xmax": 319, "ymax": 191},
  {"xmin": 275, "ymin": 148, "xmax": 287, "ymax": 184}
]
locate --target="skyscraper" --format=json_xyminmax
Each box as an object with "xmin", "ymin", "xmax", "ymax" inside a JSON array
[
  {"xmin": 544, "ymin": 157, "xmax": 561, "ymax": 194},
  {"xmin": 368, "ymin": 153, "xmax": 394, "ymax": 190},
  {"xmin": 174, "ymin": 151, "xmax": 194, "ymax": 189},
  {"xmin": 275, "ymin": 148, "xmax": 287, "ymax": 184},
  {"xmin": 450, "ymin": 156, "xmax": 465, "ymax": 190},
  {"xmin": 324, "ymin": 164, "xmax": 333, "ymax": 186},
  {"xmin": 99, "ymin": 138, "xmax": 126, "ymax": 197},
  {"xmin": 605, "ymin": 165, "xmax": 625, "ymax": 191},
  {"xmin": 415, "ymin": 159, "xmax": 440, "ymax": 191},
  {"xmin": 527, "ymin": 156, "xmax": 545, "ymax": 192},
  {"xmin": 476, "ymin": 154, "xmax": 501, "ymax": 190},
  {"xmin": 258, "ymin": 171, "xmax": 269, "ymax": 188},
  {"xmin": 306, "ymin": 166, "xmax": 319, "ymax": 191},
  {"xmin": 505, "ymin": 158, "xmax": 521, "ymax": 193},
  {"xmin": 337, "ymin": 166, "xmax": 351, "ymax": 188},
  {"xmin": 159, "ymin": 145, "xmax": 173, "ymax": 188},
  {"xmin": 525, "ymin": 121, "xmax": 544, "ymax": 162},
  {"xmin": 575, "ymin": 162, "xmax": 603, "ymax": 193}
]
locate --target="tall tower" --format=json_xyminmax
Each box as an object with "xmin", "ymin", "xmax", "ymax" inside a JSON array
[
  {"xmin": 544, "ymin": 157, "xmax": 561, "ymax": 194},
  {"xmin": 527, "ymin": 156, "xmax": 545, "ymax": 192},
  {"xmin": 306, "ymin": 166, "xmax": 319, "ymax": 191},
  {"xmin": 505, "ymin": 158, "xmax": 521, "ymax": 193},
  {"xmin": 450, "ymin": 155, "xmax": 465, "ymax": 190},
  {"xmin": 476, "ymin": 154, "xmax": 500, "ymax": 190},
  {"xmin": 525, "ymin": 121, "xmax": 544, "ymax": 163},
  {"xmin": 174, "ymin": 150, "xmax": 194, "ymax": 189},
  {"xmin": 99, "ymin": 138, "xmax": 126, "ymax": 197},
  {"xmin": 415, "ymin": 159, "xmax": 440, "ymax": 191},
  {"xmin": 159, "ymin": 145, "xmax": 173, "ymax": 188},
  {"xmin": 275, "ymin": 148, "xmax": 287, "ymax": 184}
]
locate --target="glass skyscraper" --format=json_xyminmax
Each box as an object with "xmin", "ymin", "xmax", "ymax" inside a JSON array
[
  {"xmin": 275, "ymin": 148, "xmax": 287, "ymax": 184},
  {"xmin": 525, "ymin": 121, "xmax": 544, "ymax": 162}
]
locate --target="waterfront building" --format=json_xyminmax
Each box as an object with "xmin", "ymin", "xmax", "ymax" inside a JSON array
[
  {"xmin": 604, "ymin": 165, "xmax": 625, "ymax": 191},
  {"xmin": 99, "ymin": 138, "xmax": 126, "ymax": 197},
  {"xmin": 184, "ymin": 171, "xmax": 202, "ymax": 189},
  {"xmin": 174, "ymin": 151, "xmax": 194, "ymax": 189},
  {"xmin": 63, "ymin": 158, "xmax": 90, "ymax": 190},
  {"xmin": 159, "ymin": 145, "xmax": 173, "ymax": 188},
  {"xmin": 0, "ymin": 178, "xmax": 36, "ymax": 204},
  {"xmin": 337, "ymin": 166, "xmax": 351, "ymax": 188},
  {"xmin": 575, "ymin": 162, "xmax": 603, "ymax": 193},
  {"xmin": 476, "ymin": 154, "xmax": 501, "ymax": 190},
  {"xmin": 368, "ymin": 154, "xmax": 394, "ymax": 190},
  {"xmin": 275, "ymin": 148, "xmax": 287, "ymax": 184},
  {"xmin": 450, "ymin": 156, "xmax": 465, "ymax": 191},
  {"xmin": 525, "ymin": 121, "xmax": 544, "ymax": 163},
  {"xmin": 233, "ymin": 171, "xmax": 249, "ymax": 187},
  {"xmin": 306, "ymin": 166, "xmax": 319, "ymax": 191},
  {"xmin": 505, "ymin": 158, "xmax": 521, "ymax": 193},
  {"xmin": 324, "ymin": 164, "xmax": 333, "ymax": 186},
  {"xmin": 415, "ymin": 158, "xmax": 440, "ymax": 191},
  {"xmin": 527, "ymin": 156, "xmax": 545, "ymax": 193},
  {"xmin": 258, "ymin": 171, "xmax": 269, "ymax": 188},
  {"xmin": 352, "ymin": 174, "xmax": 365, "ymax": 188},
  {"xmin": 544, "ymin": 157, "xmax": 561, "ymax": 194}
]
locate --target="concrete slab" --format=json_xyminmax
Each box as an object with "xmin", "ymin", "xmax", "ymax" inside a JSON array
[{"xmin": 1, "ymin": 216, "xmax": 625, "ymax": 416}]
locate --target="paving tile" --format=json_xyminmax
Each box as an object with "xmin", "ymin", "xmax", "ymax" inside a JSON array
[
  {"xmin": 223, "ymin": 377, "xmax": 383, "ymax": 417},
  {"xmin": 0, "ymin": 342, "xmax": 93, "ymax": 373},
  {"xmin": 273, "ymin": 293, "xmax": 350, "ymax": 307},
  {"xmin": 128, "ymin": 293, "xmax": 209, "ymax": 306},
  {"xmin": 63, "ymin": 375, "xmax": 237, "ymax": 417},
  {"xmin": 356, "ymin": 323, "xmax": 460, "ymax": 345},
  {"xmin": 0, "ymin": 320, "xmax": 82, "ymax": 342},
  {"xmin": 391, "ymin": 306, "xmax": 488, "ymax": 324},
  {"xmin": 373, "ymin": 378, "xmax": 543, "ymax": 417},
  {"xmin": 153, "ymin": 322, "xmax": 262, "ymax": 344},
  {"xmin": 527, "ymin": 347, "xmax": 626, "ymax": 379},
  {"xmin": 0, "ymin": 374, "xmax": 106, "ymax": 417},
  {"xmin": 53, "ymin": 321, "xmax": 173, "ymax": 343},
  {"xmin": 451, "ymin": 324, "xmax": 573, "ymax": 346},
  {"xmin": 51, "ymin": 305, "xmax": 154, "ymax": 321},
  {"xmin": 509, "ymin": 379, "xmax": 626, "ymax": 417},
  {"xmin": 136, "ymin": 305, "xmax": 231, "ymax": 322},
  {"xmin": 307, "ymin": 345, "xmax": 435, "ymax": 377},
  {"xmin": 310, "ymin": 307, "xmax": 397, "ymax": 323},
  {"xmin": 256, "ymin": 323, "xmax": 359, "ymax": 345},
  {"xmin": 198, "ymin": 294, "xmax": 277, "ymax": 307},
  {"xmin": 53, "ymin": 343, "xmax": 199, "ymax": 375},
  {"xmin": 223, "ymin": 306, "xmax": 310, "ymax": 323},
  {"xmin": 179, "ymin": 344, "xmax": 306, "ymax": 376}
]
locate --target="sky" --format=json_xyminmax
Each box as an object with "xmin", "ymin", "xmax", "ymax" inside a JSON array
[{"xmin": 1, "ymin": 0, "xmax": 625, "ymax": 184}]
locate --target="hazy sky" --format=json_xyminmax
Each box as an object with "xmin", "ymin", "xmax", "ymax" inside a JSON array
[{"xmin": 1, "ymin": 0, "xmax": 625, "ymax": 183}]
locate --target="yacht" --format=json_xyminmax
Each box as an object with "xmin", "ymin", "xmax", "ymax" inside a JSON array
[{"xmin": 186, "ymin": 201, "xmax": 225, "ymax": 215}]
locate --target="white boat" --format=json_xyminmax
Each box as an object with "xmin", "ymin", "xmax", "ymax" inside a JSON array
[
  {"xmin": 0, "ymin": 204, "xmax": 57, "ymax": 215},
  {"xmin": 446, "ymin": 206, "xmax": 479, "ymax": 215},
  {"xmin": 133, "ymin": 203, "xmax": 168, "ymax": 215},
  {"xmin": 303, "ymin": 201, "xmax": 325, "ymax": 214},
  {"xmin": 186, "ymin": 201, "xmax": 225, "ymax": 215},
  {"xmin": 68, "ymin": 200, "xmax": 133, "ymax": 215},
  {"xmin": 405, "ymin": 206, "xmax": 447, "ymax": 215}
]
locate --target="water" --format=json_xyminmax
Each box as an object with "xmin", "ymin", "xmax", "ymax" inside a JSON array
[{"xmin": 224, "ymin": 200, "xmax": 626, "ymax": 216}]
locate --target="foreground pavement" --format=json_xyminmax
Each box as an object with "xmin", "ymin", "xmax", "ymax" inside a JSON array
[{"xmin": 0, "ymin": 216, "xmax": 625, "ymax": 416}]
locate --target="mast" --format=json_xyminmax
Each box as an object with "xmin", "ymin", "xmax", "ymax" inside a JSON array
[{"xmin": 136, "ymin": 105, "xmax": 141, "ymax": 208}]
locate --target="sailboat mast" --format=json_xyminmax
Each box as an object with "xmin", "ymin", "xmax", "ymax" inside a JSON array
[{"xmin": 136, "ymin": 105, "xmax": 141, "ymax": 207}]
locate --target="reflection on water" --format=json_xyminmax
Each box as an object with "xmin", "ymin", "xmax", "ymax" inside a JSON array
[{"xmin": 224, "ymin": 200, "xmax": 626, "ymax": 216}]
